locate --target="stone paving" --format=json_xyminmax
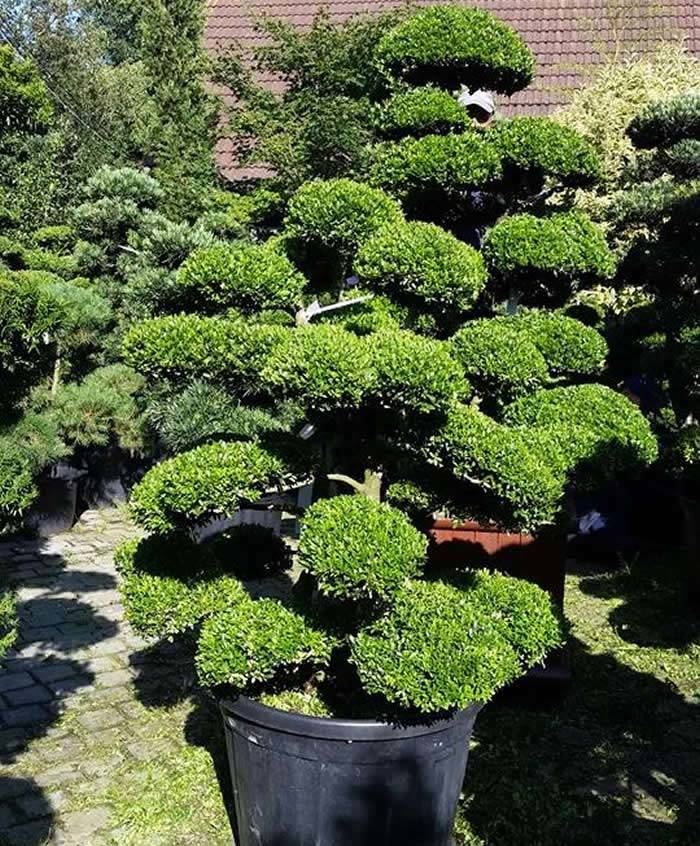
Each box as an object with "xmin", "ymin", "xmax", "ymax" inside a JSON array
[{"xmin": 0, "ymin": 508, "xmax": 198, "ymax": 846}]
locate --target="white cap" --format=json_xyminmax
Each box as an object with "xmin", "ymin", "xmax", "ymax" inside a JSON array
[{"xmin": 457, "ymin": 88, "xmax": 496, "ymax": 116}]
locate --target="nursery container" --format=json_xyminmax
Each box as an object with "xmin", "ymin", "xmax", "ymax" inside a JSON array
[
  {"xmin": 429, "ymin": 520, "xmax": 569, "ymax": 687},
  {"xmin": 221, "ymin": 695, "xmax": 481, "ymax": 846}
]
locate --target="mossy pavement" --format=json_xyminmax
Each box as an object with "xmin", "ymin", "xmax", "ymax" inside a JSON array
[{"xmin": 0, "ymin": 509, "xmax": 698, "ymax": 845}]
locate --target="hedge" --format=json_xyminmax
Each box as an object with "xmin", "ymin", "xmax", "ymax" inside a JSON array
[
  {"xmin": 367, "ymin": 329, "xmax": 469, "ymax": 414},
  {"xmin": 196, "ymin": 598, "xmax": 333, "ymax": 689},
  {"xmin": 627, "ymin": 92, "xmax": 700, "ymax": 149},
  {"xmin": 298, "ymin": 496, "xmax": 427, "ymax": 601},
  {"xmin": 284, "ymin": 178, "xmax": 403, "ymax": 254},
  {"xmin": 176, "ymin": 243, "xmax": 307, "ymax": 313},
  {"xmin": 489, "ymin": 117, "xmax": 601, "ymax": 185},
  {"xmin": 376, "ymin": 85, "xmax": 468, "ymax": 138},
  {"xmin": 450, "ymin": 319, "xmax": 549, "ymax": 403},
  {"xmin": 504, "ymin": 384, "xmax": 659, "ymax": 479},
  {"xmin": 375, "ymin": 6, "xmax": 534, "ymax": 95},
  {"xmin": 129, "ymin": 441, "xmax": 288, "ymax": 534},
  {"xmin": 355, "ymin": 220, "xmax": 486, "ymax": 313},
  {"xmin": 483, "ymin": 212, "xmax": 616, "ymax": 291},
  {"xmin": 123, "ymin": 315, "xmax": 289, "ymax": 387},
  {"xmin": 371, "ymin": 132, "xmax": 502, "ymax": 198},
  {"xmin": 351, "ymin": 575, "xmax": 560, "ymax": 712},
  {"xmin": 429, "ymin": 404, "xmax": 565, "ymax": 531},
  {"xmin": 261, "ymin": 324, "xmax": 375, "ymax": 411}
]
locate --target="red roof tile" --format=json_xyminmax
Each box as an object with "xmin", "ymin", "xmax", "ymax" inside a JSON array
[{"xmin": 206, "ymin": 0, "xmax": 700, "ymax": 179}]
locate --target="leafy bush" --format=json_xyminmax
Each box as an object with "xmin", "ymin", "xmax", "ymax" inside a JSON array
[
  {"xmin": 351, "ymin": 575, "xmax": 560, "ymax": 713},
  {"xmin": 0, "ymin": 45, "xmax": 53, "ymax": 134},
  {"xmin": 451, "ymin": 319, "xmax": 549, "ymax": 403},
  {"xmin": 133, "ymin": 214, "xmax": 216, "ymax": 270},
  {"xmin": 429, "ymin": 404, "xmax": 565, "ymax": 531},
  {"xmin": 148, "ymin": 381, "xmax": 287, "ymax": 453},
  {"xmin": 298, "ymin": 496, "xmax": 427, "ymax": 601},
  {"xmin": 504, "ymin": 384, "xmax": 659, "ymax": 478},
  {"xmin": 483, "ymin": 212, "xmax": 616, "ymax": 295},
  {"xmin": 123, "ymin": 315, "xmax": 288, "ymax": 387},
  {"xmin": 32, "ymin": 225, "xmax": 75, "ymax": 251},
  {"xmin": 48, "ymin": 365, "xmax": 145, "ymax": 450},
  {"xmin": 367, "ymin": 329, "xmax": 468, "ymax": 414},
  {"xmin": 627, "ymin": 92, "xmax": 700, "ymax": 148},
  {"xmin": 355, "ymin": 220, "xmax": 486, "ymax": 313},
  {"xmin": 176, "ymin": 243, "xmax": 307, "ymax": 313},
  {"xmin": 510, "ymin": 311, "xmax": 608, "ymax": 377},
  {"xmin": 371, "ymin": 132, "xmax": 502, "ymax": 199},
  {"xmin": 375, "ymin": 5, "xmax": 534, "ymax": 94},
  {"xmin": 0, "ymin": 586, "xmax": 17, "ymax": 658},
  {"xmin": 285, "ymin": 179, "xmax": 403, "ymax": 254},
  {"xmin": 376, "ymin": 85, "xmax": 468, "ymax": 138},
  {"xmin": 660, "ymin": 138, "xmax": 700, "ymax": 179},
  {"xmin": 261, "ymin": 324, "xmax": 375, "ymax": 411},
  {"xmin": 196, "ymin": 598, "xmax": 333, "ymax": 688},
  {"xmin": 489, "ymin": 117, "xmax": 601, "ymax": 185},
  {"xmin": 129, "ymin": 441, "xmax": 288, "ymax": 534}
]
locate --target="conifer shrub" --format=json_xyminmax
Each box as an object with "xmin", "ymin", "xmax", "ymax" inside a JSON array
[
  {"xmin": 374, "ymin": 5, "xmax": 534, "ymax": 94},
  {"xmin": 489, "ymin": 117, "xmax": 601, "ymax": 185},
  {"xmin": 129, "ymin": 441, "xmax": 288, "ymax": 534},
  {"xmin": 355, "ymin": 220, "xmax": 486, "ymax": 313},
  {"xmin": 176, "ymin": 243, "xmax": 307, "ymax": 313},
  {"xmin": 376, "ymin": 85, "xmax": 468, "ymax": 138},
  {"xmin": 298, "ymin": 496, "xmax": 427, "ymax": 601},
  {"xmin": 285, "ymin": 178, "xmax": 403, "ymax": 254},
  {"xmin": 627, "ymin": 92, "xmax": 700, "ymax": 149}
]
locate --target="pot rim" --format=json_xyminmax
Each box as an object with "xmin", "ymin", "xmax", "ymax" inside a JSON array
[{"xmin": 220, "ymin": 695, "xmax": 482, "ymax": 742}]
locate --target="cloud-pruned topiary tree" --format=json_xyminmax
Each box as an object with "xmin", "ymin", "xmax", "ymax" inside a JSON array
[{"xmin": 119, "ymin": 5, "xmax": 656, "ymax": 718}]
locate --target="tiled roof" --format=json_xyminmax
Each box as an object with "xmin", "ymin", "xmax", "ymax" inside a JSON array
[{"xmin": 206, "ymin": 0, "xmax": 700, "ymax": 179}]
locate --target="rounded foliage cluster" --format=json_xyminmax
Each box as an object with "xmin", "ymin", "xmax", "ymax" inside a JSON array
[
  {"xmin": 351, "ymin": 574, "xmax": 562, "ymax": 713},
  {"xmin": 371, "ymin": 133, "xmax": 502, "ymax": 199},
  {"xmin": 367, "ymin": 329, "xmax": 469, "ymax": 414},
  {"xmin": 176, "ymin": 243, "xmax": 307, "ymax": 313},
  {"xmin": 298, "ymin": 496, "xmax": 427, "ymax": 601},
  {"xmin": 489, "ymin": 117, "xmax": 601, "ymax": 185},
  {"xmin": 123, "ymin": 315, "xmax": 289, "ymax": 387},
  {"xmin": 355, "ymin": 220, "xmax": 486, "ymax": 313},
  {"xmin": 375, "ymin": 5, "xmax": 534, "ymax": 95},
  {"xmin": 285, "ymin": 178, "xmax": 403, "ymax": 253},
  {"xmin": 376, "ymin": 85, "xmax": 468, "ymax": 138},
  {"xmin": 450, "ymin": 320, "xmax": 549, "ymax": 403},
  {"xmin": 504, "ymin": 384, "xmax": 659, "ymax": 478},
  {"xmin": 196, "ymin": 598, "xmax": 333, "ymax": 689},
  {"xmin": 510, "ymin": 311, "xmax": 608, "ymax": 377},
  {"xmin": 660, "ymin": 138, "xmax": 700, "ymax": 179},
  {"xmin": 129, "ymin": 441, "xmax": 287, "ymax": 534},
  {"xmin": 627, "ymin": 92, "xmax": 700, "ymax": 149},
  {"xmin": 483, "ymin": 212, "xmax": 616, "ymax": 293},
  {"xmin": 261, "ymin": 324, "xmax": 374, "ymax": 411}
]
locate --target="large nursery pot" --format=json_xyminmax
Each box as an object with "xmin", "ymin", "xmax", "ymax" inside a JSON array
[{"xmin": 221, "ymin": 695, "xmax": 482, "ymax": 846}]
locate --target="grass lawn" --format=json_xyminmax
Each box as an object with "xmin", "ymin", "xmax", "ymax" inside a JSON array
[{"xmin": 51, "ymin": 548, "xmax": 698, "ymax": 845}]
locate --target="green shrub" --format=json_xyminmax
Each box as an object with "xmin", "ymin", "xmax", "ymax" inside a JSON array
[
  {"xmin": 83, "ymin": 165, "xmax": 163, "ymax": 207},
  {"xmin": 21, "ymin": 248, "xmax": 78, "ymax": 279},
  {"xmin": 450, "ymin": 320, "xmax": 548, "ymax": 403},
  {"xmin": 376, "ymin": 85, "xmax": 468, "ymax": 137},
  {"xmin": 355, "ymin": 220, "xmax": 486, "ymax": 313},
  {"xmin": 176, "ymin": 243, "xmax": 307, "ymax": 313},
  {"xmin": 261, "ymin": 324, "xmax": 375, "ymax": 411},
  {"xmin": 375, "ymin": 6, "xmax": 534, "ymax": 94},
  {"xmin": 504, "ymin": 384, "xmax": 659, "ymax": 478},
  {"xmin": 32, "ymin": 225, "xmax": 75, "ymax": 251},
  {"xmin": 196, "ymin": 598, "xmax": 333, "ymax": 688},
  {"xmin": 48, "ymin": 365, "xmax": 145, "ymax": 450},
  {"xmin": 148, "ymin": 381, "xmax": 287, "ymax": 453},
  {"xmin": 660, "ymin": 138, "xmax": 700, "ymax": 179},
  {"xmin": 371, "ymin": 132, "xmax": 502, "ymax": 199},
  {"xmin": 298, "ymin": 496, "xmax": 427, "ymax": 602},
  {"xmin": 367, "ymin": 330, "xmax": 469, "ymax": 414},
  {"xmin": 0, "ymin": 586, "xmax": 17, "ymax": 658},
  {"xmin": 627, "ymin": 92, "xmax": 700, "ymax": 149},
  {"xmin": 483, "ymin": 212, "xmax": 616, "ymax": 295},
  {"xmin": 510, "ymin": 311, "xmax": 608, "ymax": 377},
  {"xmin": 129, "ymin": 441, "xmax": 288, "ymax": 534},
  {"xmin": 134, "ymin": 214, "xmax": 216, "ymax": 270},
  {"xmin": 612, "ymin": 177, "xmax": 700, "ymax": 226},
  {"xmin": 489, "ymin": 117, "xmax": 601, "ymax": 184},
  {"xmin": 385, "ymin": 479, "xmax": 438, "ymax": 518},
  {"xmin": 429, "ymin": 404, "xmax": 565, "ymax": 531},
  {"xmin": 351, "ymin": 575, "xmax": 560, "ymax": 713},
  {"xmin": 285, "ymin": 178, "xmax": 403, "ymax": 254},
  {"xmin": 123, "ymin": 315, "xmax": 288, "ymax": 387}
]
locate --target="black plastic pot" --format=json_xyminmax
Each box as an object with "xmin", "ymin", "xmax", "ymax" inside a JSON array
[{"xmin": 220, "ymin": 696, "xmax": 481, "ymax": 846}]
